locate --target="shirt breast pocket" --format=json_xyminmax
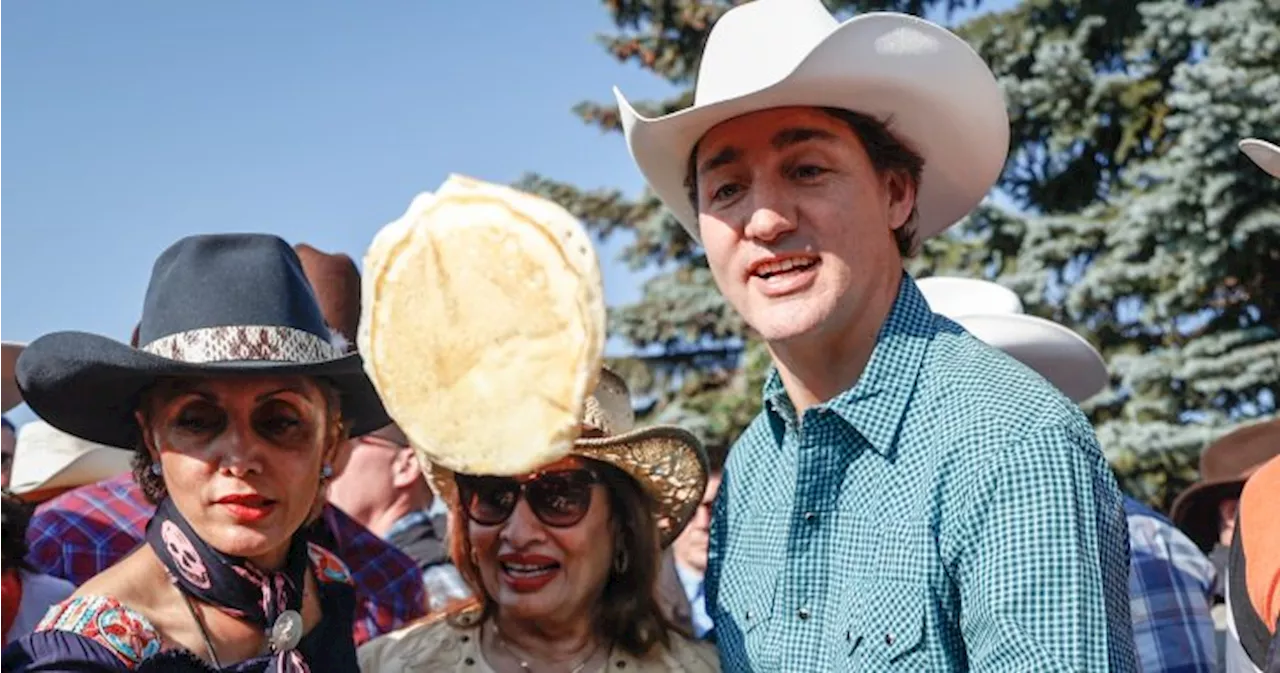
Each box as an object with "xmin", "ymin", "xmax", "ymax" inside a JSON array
[
  {"xmin": 842, "ymin": 580, "xmax": 928, "ymax": 670},
  {"xmin": 712, "ymin": 561, "xmax": 777, "ymax": 668},
  {"xmin": 841, "ymin": 521, "xmax": 933, "ymax": 670}
]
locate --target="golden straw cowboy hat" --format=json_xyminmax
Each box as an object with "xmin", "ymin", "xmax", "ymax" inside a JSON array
[
  {"xmin": 614, "ymin": 0, "xmax": 1009, "ymax": 247},
  {"xmin": 429, "ymin": 368, "xmax": 708, "ymax": 547},
  {"xmin": 917, "ymin": 276, "xmax": 1108, "ymax": 403},
  {"xmin": 1239, "ymin": 138, "xmax": 1280, "ymax": 179}
]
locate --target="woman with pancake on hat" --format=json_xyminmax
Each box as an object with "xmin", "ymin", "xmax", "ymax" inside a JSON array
[
  {"xmin": 1, "ymin": 234, "xmax": 389, "ymax": 672},
  {"xmin": 358, "ymin": 368, "xmax": 718, "ymax": 672}
]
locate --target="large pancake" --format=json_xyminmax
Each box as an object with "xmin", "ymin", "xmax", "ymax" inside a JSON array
[{"xmin": 359, "ymin": 175, "xmax": 606, "ymax": 475}]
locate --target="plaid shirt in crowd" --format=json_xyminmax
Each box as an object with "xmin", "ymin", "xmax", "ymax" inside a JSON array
[
  {"xmin": 24, "ymin": 473, "xmax": 426, "ymax": 645},
  {"xmin": 1124, "ymin": 496, "xmax": 1217, "ymax": 672},
  {"xmin": 707, "ymin": 275, "xmax": 1137, "ymax": 671}
]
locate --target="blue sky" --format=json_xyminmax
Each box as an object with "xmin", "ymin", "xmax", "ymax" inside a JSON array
[{"xmin": 2, "ymin": 1, "xmax": 1011, "ymax": 424}]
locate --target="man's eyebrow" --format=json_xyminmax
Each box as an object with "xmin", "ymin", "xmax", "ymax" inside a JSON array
[
  {"xmin": 772, "ymin": 127, "xmax": 839, "ymax": 149},
  {"xmin": 697, "ymin": 127, "xmax": 839, "ymax": 176},
  {"xmin": 698, "ymin": 146, "xmax": 741, "ymax": 175}
]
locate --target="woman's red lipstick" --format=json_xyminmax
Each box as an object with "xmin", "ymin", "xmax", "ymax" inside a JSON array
[{"xmin": 215, "ymin": 493, "xmax": 277, "ymax": 522}]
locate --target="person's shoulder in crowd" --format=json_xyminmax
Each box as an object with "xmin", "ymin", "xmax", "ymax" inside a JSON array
[
  {"xmin": 358, "ymin": 609, "xmax": 720, "ymax": 673},
  {"xmin": 1124, "ymin": 495, "xmax": 1215, "ymax": 589},
  {"xmin": 321, "ymin": 503, "xmax": 428, "ymax": 641},
  {"xmin": 25, "ymin": 474, "xmax": 151, "ymax": 583},
  {"xmin": 357, "ymin": 611, "xmax": 466, "ymax": 672}
]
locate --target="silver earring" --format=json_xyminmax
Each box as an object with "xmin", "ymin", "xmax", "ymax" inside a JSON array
[
  {"xmin": 150, "ymin": 463, "xmax": 162, "ymax": 476},
  {"xmin": 320, "ymin": 464, "xmax": 334, "ymax": 480}
]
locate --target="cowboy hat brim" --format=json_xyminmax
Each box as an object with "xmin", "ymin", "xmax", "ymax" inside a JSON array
[
  {"xmin": 1169, "ymin": 478, "xmax": 1245, "ymax": 552},
  {"xmin": 953, "ymin": 313, "xmax": 1108, "ymax": 403},
  {"xmin": 9, "ymin": 444, "xmax": 134, "ymax": 501},
  {"xmin": 616, "ymin": 11, "xmax": 1009, "ymax": 246},
  {"xmin": 3, "ymin": 342, "xmax": 27, "ymax": 413},
  {"xmin": 428, "ymin": 425, "xmax": 708, "ymax": 548},
  {"xmin": 1240, "ymin": 138, "xmax": 1280, "ymax": 179},
  {"xmin": 16, "ymin": 330, "xmax": 390, "ymax": 450}
]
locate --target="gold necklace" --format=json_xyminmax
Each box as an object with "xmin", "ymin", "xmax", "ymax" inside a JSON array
[{"xmin": 490, "ymin": 623, "xmax": 605, "ymax": 673}]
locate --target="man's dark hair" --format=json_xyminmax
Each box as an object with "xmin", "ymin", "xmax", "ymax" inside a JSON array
[
  {"xmin": 684, "ymin": 107, "xmax": 924, "ymax": 258},
  {"xmin": 2, "ymin": 494, "xmax": 35, "ymax": 572}
]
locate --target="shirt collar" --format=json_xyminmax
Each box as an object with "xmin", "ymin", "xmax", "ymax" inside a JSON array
[
  {"xmin": 762, "ymin": 273, "xmax": 934, "ymax": 460},
  {"xmin": 384, "ymin": 508, "xmax": 437, "ymax": 541},
  {"xmin": 673, "ymin": 560, "xmax": 704, "ymax": 599}
]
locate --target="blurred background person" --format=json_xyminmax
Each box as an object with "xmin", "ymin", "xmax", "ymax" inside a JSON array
[
  {"xmin": 2, "ymin": 495, "xmax": 75, "ymax": 646},
  {"xmin": 327, "ymin": 421, "xmax": 470, "ymax": 612},
  {"xmin": 659, "ymin": 445, "xmax": 724, "ymax": 641}
]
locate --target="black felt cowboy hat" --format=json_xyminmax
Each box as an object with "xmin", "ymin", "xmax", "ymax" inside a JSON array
[{"xmin": 16, "ymin": 234, "xmax": 390, "ymax": 449}]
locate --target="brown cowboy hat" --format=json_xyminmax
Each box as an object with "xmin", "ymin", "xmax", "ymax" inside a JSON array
[
  {"xmin": 131, "ymin": 243, "xmax": 361, "ymax": 351},
  {"xmin": 3, "ymin": 342, "xmax": 26, "ymax": 413},
  {"xmin": 428, "ymin": 368, "xmax": 708, "ymax": 548},
  {"xmin": 1170, "ymin": 418, "xmax": 1280, "ymax": 551}
]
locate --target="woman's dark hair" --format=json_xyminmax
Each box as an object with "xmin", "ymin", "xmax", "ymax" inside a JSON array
[
  {"xmin": 684, "ymin": 107, "xmax": 925, "ymax": 257},
  {"xmin": 446, "ymin": 459, "xmax": 674, "ymax": 658},
  {"xmin": 132, "ymin": 377, "xmax": 346, "ymax": 505},
  {"xmin": 2, "ymin": 494, "xmax": 36, "ymax": 572}
]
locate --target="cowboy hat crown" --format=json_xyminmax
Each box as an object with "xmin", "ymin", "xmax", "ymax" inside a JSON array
[
  {"xmin": 17, "ymin": 233, "xmax": 389, "ymax": 449},
  {"xmin": 917, "ymin": 276, "xmax": 1108, "ymax": 403},
  {"xmin": 615, "ymin": 0, "xmax": 1010, "ymax": 246},
  {"xmin": 133, "ymin": 234, "xmax": 332, "ymax": 351}
]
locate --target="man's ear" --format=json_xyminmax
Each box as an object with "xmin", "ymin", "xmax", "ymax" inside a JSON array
[
  {"xmin": 885, "ymin": 170, "xmax": 918, "ymax": 232},
  {"xmin": 390, "ymin": 447, "xmax": 423, "ymax": 490}
]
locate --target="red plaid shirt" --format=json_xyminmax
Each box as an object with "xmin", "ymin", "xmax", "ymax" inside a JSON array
[{"xmin": 24, "ymin": 474, "xmax": 426, "ymax": 645}]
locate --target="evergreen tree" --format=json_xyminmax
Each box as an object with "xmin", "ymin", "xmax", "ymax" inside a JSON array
[
  {"xmin": 949, "ymin": 0, "xmax": 1280, "ymax": 509},
  {"xmin": 522, "ymin": 0, "xmax": 1280, "ymax": 508}
]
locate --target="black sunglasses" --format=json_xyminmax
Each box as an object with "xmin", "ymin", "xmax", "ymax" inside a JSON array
[{"xmin": 454, "ymin": 468, "xmax": 600, "ymax": 528}]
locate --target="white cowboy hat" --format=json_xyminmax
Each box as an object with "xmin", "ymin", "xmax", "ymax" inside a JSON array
[
  {"xmin": 8, "ymin": 420, "xmax": 133, "ymax": 502},
  {"xmin": 917, "ymin": 276, "xmax": 1108, "ymax": 402},
  {"xmin": 1239, "ymin": 138, "xmax": 1280, "ymax": 179},
  {"xmin": 614, "ymin": 0, "xmax": 1009, "ymax": 246},
  {"xmin": 2, "ymin": 342, "xmax": 26, "ymax": 413}
]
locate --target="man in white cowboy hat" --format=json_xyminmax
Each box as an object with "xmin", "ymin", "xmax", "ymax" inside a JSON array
[
  {"xmin": 1218, "ymin": 137, "xmax": 1280, "ymax": 673},
  {"xmin": 920, "ymin": 276, "xmax": 1219, "ymax": 673},
  {"xmin": 6, "ymin": 421, "xmax": 133, "ymax": 505},
  {"xmin": 2, "ymin": 342, "xmax": 27, "ymax": 490},
  {"xmin": 615, "ymin": 0, "xmax": 1135, "ymax": 669}
]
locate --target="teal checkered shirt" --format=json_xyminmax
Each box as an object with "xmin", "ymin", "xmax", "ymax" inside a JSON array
[{"xmin": 706, "ymin": 274, "xmax": 1137, "ymax": 671}]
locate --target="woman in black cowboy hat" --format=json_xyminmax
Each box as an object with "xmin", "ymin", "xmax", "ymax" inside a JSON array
[{"xmin": 1, "ymin": 234, "xmax": 388, "ymax": 673}]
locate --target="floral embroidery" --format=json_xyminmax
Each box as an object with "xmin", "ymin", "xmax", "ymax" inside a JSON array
[
  {"xmin": 307, "ymin": 543, "xmax": 354, "ymax": 586},
  {"xmin": 36, "ymin": 596, "xmax": 162, "ymax": 669}
]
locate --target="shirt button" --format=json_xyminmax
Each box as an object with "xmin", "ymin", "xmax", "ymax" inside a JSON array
[
  {"xmin": 797, "ymin": 607, "xmax": 810, "ymax": 620},
  {"xmin": 803, "ymin": 511, "xmax": 817, "ymax": 523},
  {"xmin": 744, "ymin": 610, "xmax": 753, "ymax": 621},
  {"xmin": 885, "ymin": 632, "xmax": 896, "ymax": 646}
]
